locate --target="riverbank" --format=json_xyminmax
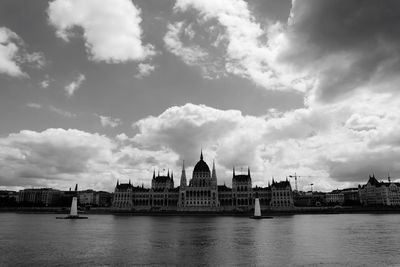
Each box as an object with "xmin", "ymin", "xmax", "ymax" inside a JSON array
[{"xmin": 3, "ymin": 206, "xmax": 400, "ymax": 216}]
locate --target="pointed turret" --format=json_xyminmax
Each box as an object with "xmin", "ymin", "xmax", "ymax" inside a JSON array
[
  {"xmin": 200, "ymin": 149, "xmax": 203, "ymax": 161},
  {"xmin": 248, "ymin": 167, "xmax": 251, "ymax": 177},
  {"xmin": 233, "ymin": 166, "xmax": 236, "ymax": 177},
  {"xmin": 180, "ymin": 160, "xmax": 187, "ymax": 187},
  {"xmin": 167, "ymin": 169, "xmax": 170, "ymax": 177},
  {"xmin": 153, "ymin": 169, "xmax": 155, "ymax": 179},
  {"xmin": 74, "ymin": 184, "xmax": 78, "ymax": 191},
  {"xmin": 129, "ymin": 179, "xmax": 131, "ymax": 185},
  {"xmin": 171, "ymin": 171, "xmax": 174, "ymax": 179}
]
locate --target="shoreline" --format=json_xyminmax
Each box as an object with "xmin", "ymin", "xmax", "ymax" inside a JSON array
[{"xmin": 3, "ymin": 206, "xmax": 400, "ymax": 216}]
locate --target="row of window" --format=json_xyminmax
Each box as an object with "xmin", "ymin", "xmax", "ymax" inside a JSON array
[
  {"xmin": 271, "ymin": 200, "xmax": 292, "ymax": 207},
  {"xmin": 235, "ymin": 186, "xmax": 250, "ymax": 192},
  {"xmin": 272, "ymin": 191, "xmax": 291, "ymax": 197},
  {"xmin": 184, "ymin": 200, "xmax": 216, "ymax": 205}
]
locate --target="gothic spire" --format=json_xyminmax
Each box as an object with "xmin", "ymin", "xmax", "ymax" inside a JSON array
[
  {"xmin": 180, "ymin": 160, "xmax": 187, "ymax": 187},
  {"xmin": 153, "ymin": 169, "xmax": 155, "ymax": 179},
  {"xmin": 212, "ymin": 159, "xmax": 217, "ymax": 179},
  {"xmin": 167, "ymin": 169, "xmax": 170, "ymax": 177},
  {"xmin": 248, "ymin": 166, "xmax": 251, "ymax": 177}
]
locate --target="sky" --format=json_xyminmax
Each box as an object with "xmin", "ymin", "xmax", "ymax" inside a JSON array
[{"xmin": 1, "ymin": 0, "xmax": 400, "ymax": 192}]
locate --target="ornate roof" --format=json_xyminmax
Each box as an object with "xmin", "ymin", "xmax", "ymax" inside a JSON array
[
  {"xmin": 232, "ymin": 167, "xmax": 251, "ymax": 182},
  {"xmin": 116, "ymin": 183, "xmax": 133, "ymax": 190},
  {"xmin": 154, "ymin": 175, "xmax": 171, "ymax": 183},
  {"xmin": 367, "ymin": 174, "xmax": 380, "ymax": 187},
  {"xmin": 193, "ymin": 150, "xmax": 210, "ymax": 173},
  {"xmin": 233, "ymin": 175, "xmax": 251, "ymax": 182},
  {"xmin": 271, "ymin": 180, "xmax": 291, "ymax": 189}
]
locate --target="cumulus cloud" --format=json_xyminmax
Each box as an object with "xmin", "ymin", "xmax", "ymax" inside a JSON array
[
  {"xmin": 133, "ymin": 102, "xmax": 400, "ymax": 189},
  {"xmin": 0, "ymin": 129, "xmax": 115, "ymax": 189},
  {"xmin": 158, "ymin": 1, "xmax": 400, "ymax": 189},
  {"xmin": 276, "ymin": 0, "xmax": 400, "ymax": 103},
  {"xmin": 0, "ymin": 27, "xmax": 45, "ymax": 77},
  {"xmin": 0, "ymin": 128, "xmax": 181, "ymax": 190},
  {"xmin": 99, "ymin": 115, "xmax": 122, "ymax": 128},
  {"xmin": 64, "ymin": 73, "xmax": 85, "ymax": 97},
  {"xmin": 7, "ymin": 100, "xmax": 400, "ymax": 191},
  {"xmin": 167, "ymin": 0, "xmax": 400, "ymax": 101},
  {"xmin": 165, "ymin": 0, "xmax": 309, "ymax": 90},
  {"xmin": 135, "ymin": 63, "xmax": 156, "ymax": 79},
  {"xmin": 47, "ymin": 0, "xmax": 155, "ymax": 63}
]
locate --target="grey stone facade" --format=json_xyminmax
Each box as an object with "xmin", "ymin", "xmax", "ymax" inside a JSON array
[{"xmin": 112, "ymin": 152, "xmax": 293, "ymax": 212}]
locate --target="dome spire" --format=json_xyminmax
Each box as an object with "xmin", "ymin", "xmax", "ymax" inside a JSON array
[{"xmin": 200, "ymin": 149, "xmax": 203, "ymax": 160}]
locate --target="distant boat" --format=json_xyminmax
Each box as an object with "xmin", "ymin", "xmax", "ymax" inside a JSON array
[
  {"xmin": 56, "ymin": 184, "xmax": 88, "ymax": 219},
  {"xmin": 250, "ymin": 198, "xmax": 273, "ymax": 219}
]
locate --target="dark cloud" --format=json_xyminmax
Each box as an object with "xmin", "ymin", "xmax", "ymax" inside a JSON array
[
  {"xmin": 280, "ymin": 0, "xmax": 400, "ymax": 102},
  {"xmin": 324, "ymin": 150, "xmax": 400, "ymax": 183}
]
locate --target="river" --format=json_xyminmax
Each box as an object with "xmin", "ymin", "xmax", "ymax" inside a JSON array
[{"xmin": 0, "ymin": 213, "xmax": 399, "ymax": 266}]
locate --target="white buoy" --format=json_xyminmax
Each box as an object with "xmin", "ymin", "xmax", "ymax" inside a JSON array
[
  {"xmin": 56, "ymin": 184, "xmax": 88, "ymax": 219},
  {"xmin": 70, "ymin": 196, "xmax": 78, "ymax": 217}
]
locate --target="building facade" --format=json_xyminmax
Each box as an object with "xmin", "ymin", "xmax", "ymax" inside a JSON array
[
  {"xmin": 270, "ymin": 179, "xmax": 294, "ymax": 210},
  {"xmin": 359, "ymin": 175, "xmax": 400, "ymax": 206},
  {"xmin": 112, "ymin": 151, "xmax": 294, "ymax": 212},
  {"xmin": 326, "ymin": 190, "xmax": 345, "ymax": 205},
  {"xmin": 178, "ymin": 152, "xmax": 219, "ymax": 211},
  {"xmin": 18, "ymin": 188, "xmax": 61, "ymax": 206}
]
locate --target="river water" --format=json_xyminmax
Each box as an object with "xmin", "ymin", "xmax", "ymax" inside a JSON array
[{"xmin": 0, "ymin": 213, "xmax": 399, "ymax": 266}]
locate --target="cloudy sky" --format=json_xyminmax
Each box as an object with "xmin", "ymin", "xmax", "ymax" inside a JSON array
[{"xmin": 1, "ymin": 0, "xmax": 400, "ymax": 192}]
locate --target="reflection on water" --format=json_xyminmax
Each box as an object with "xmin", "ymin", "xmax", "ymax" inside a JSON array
[{"xmin": 1, "ymin": 213, "xmax": 400, "ymax": 266}]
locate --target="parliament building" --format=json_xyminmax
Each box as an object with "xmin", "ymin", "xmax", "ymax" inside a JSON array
[{"xmin": 112, "ymin": 151, "xmax": 294, "ymax": 212}]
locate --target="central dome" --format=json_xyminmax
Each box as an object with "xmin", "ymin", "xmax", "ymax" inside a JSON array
[{"xmin": 193, "ymin": 151, "xmax": 210, "ymax": 173}]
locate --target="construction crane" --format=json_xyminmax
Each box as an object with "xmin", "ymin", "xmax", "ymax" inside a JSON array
[{"xmin": 288, "ymin": 173, "xmax": 318, "ymax": 192}]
